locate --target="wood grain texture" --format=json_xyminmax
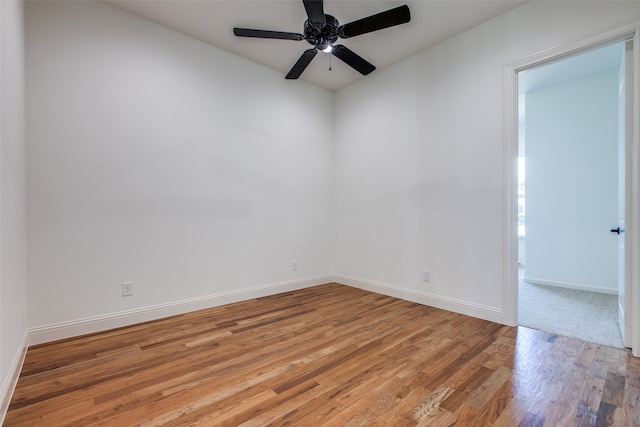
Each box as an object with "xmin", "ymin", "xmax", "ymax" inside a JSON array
[{"xmin": 5, "ymin": 283, "xmax": 640, "ymax": 426}]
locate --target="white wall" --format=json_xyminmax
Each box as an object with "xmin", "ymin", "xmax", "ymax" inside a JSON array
[
  {"xmin": 21, "ymin": 0, "xmax": 640, "ymax": 340},
  {"xmin": 525, "ymin": 69, "xmax": 619, "ymax": 294},
  {"xmin": 334, "ymin": 1, "xmax": 640, "ymax": 323},
  {"xmin": 25, "ymin": 1, "xmax": 334, "ymax": 337},
  {"xmin": 0, "ymin": 0, "xmax": 27, "ymax": 416}
]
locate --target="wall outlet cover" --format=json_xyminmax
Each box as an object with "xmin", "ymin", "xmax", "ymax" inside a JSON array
[
  {"xmin": 422, "ymin": 270, "xmax": 431, "ymax": 282},
  {"xmin": 122, "ymin": 282, "xmax": 134, "ymax": 296}
]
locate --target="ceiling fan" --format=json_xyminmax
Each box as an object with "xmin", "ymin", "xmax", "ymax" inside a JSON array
[{"xmin": 233, "ymin": 0, "xmax": 411, "ymax": 79}]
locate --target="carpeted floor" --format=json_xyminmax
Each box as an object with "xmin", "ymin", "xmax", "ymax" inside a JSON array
[{"xmin": 518, "ymin": 268, "xmax": 624, "ymax": 348}]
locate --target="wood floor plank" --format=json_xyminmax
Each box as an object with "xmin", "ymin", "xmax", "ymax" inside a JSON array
[
  {"xmin": 469, "ymin": 377, "xmax": 514, "ymax": 426},
  {"xmin": 5, "ymin": 283, "xmax": 640, "ymax": 426},
  {"xmin": 409, "ymin": 384, "xmax": 455, "ymax": 422}
]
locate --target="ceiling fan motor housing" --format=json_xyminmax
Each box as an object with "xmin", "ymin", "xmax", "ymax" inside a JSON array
[{"xmin": 304, "ymin": 14, "xmax": 339, "ymax": 50}]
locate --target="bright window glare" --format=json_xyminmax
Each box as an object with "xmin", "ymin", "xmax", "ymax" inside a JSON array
[{"xmin": 518, "ymin": 156, "xmax": 525, "ymax": 237}]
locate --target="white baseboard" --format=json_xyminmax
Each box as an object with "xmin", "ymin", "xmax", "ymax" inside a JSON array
[
  {"xmin": 334, "ymin": 274, "xmax": 504, "ymax": 324},
  {"xmin": 0, "ymin": 331, "xmax": 28, "ymax": 425},
  {"xmin": 523, "ymin": 276, "xmax": 618, "ymax": 295},
  {"xmin": 27, "ymin": 275, "xmax": 333, "ymax": 346}
]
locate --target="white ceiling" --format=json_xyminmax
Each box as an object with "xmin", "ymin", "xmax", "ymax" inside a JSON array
[
  {"xmin": 105, "ymin": 0, "xmax": 528, "ymax": 92},
  {"xmin": 519, "ymin": 41, "xmax": 625, "ymax": 94},
  {"xmin": 516, "ymin": 40, "xmax": 626, "ymax": 150}
]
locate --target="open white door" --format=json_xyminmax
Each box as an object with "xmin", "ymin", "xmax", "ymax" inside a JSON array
[{"xmin": 618, "ymin": 39, "xmax": 633, "ymax": 348}]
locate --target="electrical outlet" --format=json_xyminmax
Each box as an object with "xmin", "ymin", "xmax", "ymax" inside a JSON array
[
  {"xmin": 422, "ymin": 270, "xmax": 431, "ymax": 282},
  {"xmin": 122, "ymin": 282, "xmax": 134, "ymax": 296},
  {"xmin": 292, "ymin": 260, "xmax": 298, "ymax": 271}
]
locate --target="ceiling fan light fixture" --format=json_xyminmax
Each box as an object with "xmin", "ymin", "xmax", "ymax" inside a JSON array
[{"xmin": 233, "ymin": 1, "xmax": 411, "ymax": 79}]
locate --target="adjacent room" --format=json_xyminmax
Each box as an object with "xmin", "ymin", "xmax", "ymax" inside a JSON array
[
  {"xmin": 517, "ymin": 41, "xmax": 629, "ymax": 349},
  {"xmin": 2, "ymin": 0, "xmax": 640, "ymax": 425}
]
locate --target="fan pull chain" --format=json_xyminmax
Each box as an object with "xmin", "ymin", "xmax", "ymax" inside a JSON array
[{"xmin": 329, "ymin": 53, "xmax": 332, "ymax": 71}]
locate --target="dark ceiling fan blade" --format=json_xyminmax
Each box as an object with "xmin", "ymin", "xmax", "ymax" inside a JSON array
[
  {"xmin": 233, "ymin": 28, "xmax": 304, "ymax": 41},
  {"xmin": 331, "ymin": 45, "xmax": 375, "ymax": 75},
  {"xmin": 286, "ymin": 49, "xmax": 318, "ymax": 79},
  {"xmin": 338, "ymin": 5, "xmax": 410, "ymax": 38},
  {"xmin": 303, "ymin": 0, "xmax": 326, "ymax": 27}
]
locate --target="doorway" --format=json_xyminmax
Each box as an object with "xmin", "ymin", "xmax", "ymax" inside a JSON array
[{"xmin": 516, "ymin": 41, "xmax": 627, "ymax": 348}]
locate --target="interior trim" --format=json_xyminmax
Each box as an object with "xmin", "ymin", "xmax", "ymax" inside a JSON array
[
  {"xmin": 26, "ymin": 274, "xmax": 333, "ymax": 346},
  {"xmin": 0, "ymin": 332, "xmax": 28, "ymax": 425},
  {"xmin": 523, "ymin": 277, "xmax": 619, "ymax": 295},
  {"xmin": 335, "ymin": 274, "xmax": 504, "ymax": 324}
]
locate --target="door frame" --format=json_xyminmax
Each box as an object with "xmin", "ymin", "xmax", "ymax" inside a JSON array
[{"xmin": 503, "ymin": 20, "xmax": 640, "ymax": 356}]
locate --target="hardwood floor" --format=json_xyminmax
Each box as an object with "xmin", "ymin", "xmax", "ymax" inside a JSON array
[{"xmin": 5, "ymin": 283, "xmax": 640, "ymax": 426}]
